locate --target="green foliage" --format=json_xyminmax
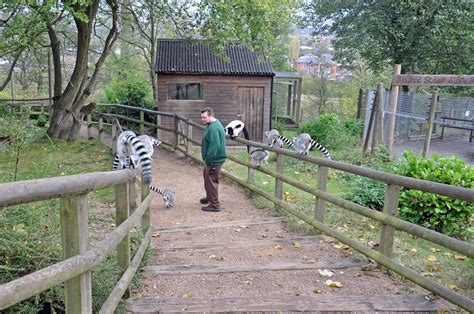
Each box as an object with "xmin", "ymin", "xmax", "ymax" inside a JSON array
[
  {"xmin": 35, "ymin": 114, "xmax": 48, "ymax": 127},
  {"xmin": 302, "ymin": 1, "xmax": 474, "ymax": 76},
  {"xmin": 298, "ymin": 113, "xmax": 362, "ymax": 150},
  {"xmin": 104, "ymin": 77, "xmax": 153, "ymax": 109},
  {"xmin": 394, "ymin": 151, "xmax": 474, "ymax": 239},
  {"xmin": 271, "ymin": 119, "xmax": 285, "ymax": 134},
  {"xmin": 348, "ymin": 176, "xmax": 386, "ymax": 211}
]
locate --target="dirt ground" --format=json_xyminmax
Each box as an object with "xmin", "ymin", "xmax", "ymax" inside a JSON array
[{"xmin": 132, "ymin": 147, "xmax": 448, "ymax": 306}]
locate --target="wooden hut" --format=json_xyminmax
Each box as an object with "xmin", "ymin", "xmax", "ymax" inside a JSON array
[{"xmin": 155, "ymin": 39, "xmax": 275, "ymax": 143}]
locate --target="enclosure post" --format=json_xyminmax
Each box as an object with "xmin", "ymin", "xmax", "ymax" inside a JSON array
[
  {"xmin": 363, "ymin": 91, "xmax": 378, "ymax": 156},
  {"xmin": 139, "ymin": 111, "xmax": 145, "ymax": 134},
  {"xmin": 372, "ymin": 83, "xmax": 384, "ymax": 150},
  {"xmin": 247, "ymin": 145, "xmax": 255, "ymax": 186},
  {"xmin": 186, "ymin": 122, "xmax": 193, "ymax": 157},
  {"xmin": 141, "ymin": 182, "xmax": 150, "ymax": 233},
  {"xmin": 87, "ymin": 114, "xmax": 93, "ymax": 140},
  {"xmin": 275, "ymin": 153, "xmax": 284, "ymax": 211},
  {"xmin": 99, "ymin": 116, "xmax": 104, "ymax": 142},
  {"xmin": 386, "ymin": 64, "xmax": 401, "ymax": 157},
  {"xmin": 115, "ymin": 180, "xmax": 131, "ymax": 298},
  {"xmin": 379, "ymin": 184, "xmax": 401, "ymax": 260},
  {"xmin": 296, "ymin": 77, "xmax": 303, "ymax": 124},
  {"xmin": 287, "ymin": 84, "xmax": 292, "ymax": 116},
  {"xmin": 115, "ymin": 181, "xmax": 130, "ymax": 270},
  {"xmin": 356, "ymin": 88, "xmax": 363, "ymax": 120},
  {"xmin": 156, "ymin": 115, "xmax": 162, "ymax": 140},
  {"xmin": 314, "ymin": 166, "xmax": 328, "ymax": 234},
  {"xmin": 112, "ymin": 119, "xmax": 117, "ymax": 154},
  {"xmin": 174, "ymin": 115, "xmax": 179, "ymax": 151},
  {"xmin": 129, "ymin": 177, "xmax": 137, "ymax": 215},
  {"xmin": 60, "ymin": 194, "xmax": 92, "ymax": 314},
  {"xmin": 422, "ymin": 91, "xmax": 439, "ymax": 158}
]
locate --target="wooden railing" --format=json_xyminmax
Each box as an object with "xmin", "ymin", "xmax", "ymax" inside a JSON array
[
  {"xmin": 0, "ymin": 98, "xmax": 51, "ymax": 117},
  {"xmin": 0, "ymin": 168, "xmax": 153, "ymax": 313},
  {"xmin": 1, "ymin": 102, "xmax": 473, "ymax": 312},
  {"xmin": 86, "ymin": 104, "xmax": 473, "ymax": 312}
]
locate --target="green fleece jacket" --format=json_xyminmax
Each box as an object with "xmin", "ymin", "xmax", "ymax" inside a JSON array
[{"xmin": 201, "ymin": 119, "xmax": 227, "ymax": 166}]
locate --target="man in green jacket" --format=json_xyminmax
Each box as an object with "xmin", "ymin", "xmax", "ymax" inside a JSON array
[{"xmin": 200, "ymin": 107, "xmax": 227, "ymax": 212}]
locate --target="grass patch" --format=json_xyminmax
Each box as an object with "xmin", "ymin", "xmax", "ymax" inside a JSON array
[
  {"xmin": 220, "ymin": 139, "xmax": 472, "ymax": 300},
  {"xmin": 0, "ymin": 134, "xmax": 151, "ymax": 312}
]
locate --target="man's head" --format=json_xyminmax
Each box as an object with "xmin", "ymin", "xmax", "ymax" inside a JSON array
[{"xmin": 201, "ymin": 107, "xmax": 216, "ymax": 125}]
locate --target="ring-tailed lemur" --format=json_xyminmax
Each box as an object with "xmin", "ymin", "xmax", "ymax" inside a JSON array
[
  {"xmin": 224, "ymin": 120, "xmax": 250, "ymax": 152},
  {"xmin": 137, "ymin": 134, "xmax": 176, "ymax": 208},
  {"xmin": 249, "ymin": 148, "xmax": 269, "ymax": 167},
  {"xmin": 292, "ymin": 133, "xmax": 331, "ymax": 159},
  {"xmin": 113, "ymin": 130, "xmax": 153, "ymax": 184},
  {"xmin": 264, "ymin": 129, "xmax": 296, "ymax": 150},
  {"xmin": 149, "ymin": 187, "xmax": 175, "ymax": 208}
]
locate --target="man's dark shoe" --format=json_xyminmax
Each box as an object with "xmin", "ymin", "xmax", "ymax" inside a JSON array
[
  {"xmin": 201, "ymin": 205, "xmax": 221, "ymax": 212},
  {"xmin": 199, "ymin": 197, "xmax": 208, "ymax": 204}
]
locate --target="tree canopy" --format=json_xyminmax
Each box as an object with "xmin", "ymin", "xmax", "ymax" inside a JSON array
[
  {"xmin": 302, "ymin": 0, "xmax": 474, "ymax": 75},
  {"xmin": 0, "ymin": 0, "xmax": 298, "ymax": 139}
]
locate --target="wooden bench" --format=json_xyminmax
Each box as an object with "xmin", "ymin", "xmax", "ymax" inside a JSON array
[{"xmin": 440, "ymin": 116, "xmax": 474, "ymax": 142}]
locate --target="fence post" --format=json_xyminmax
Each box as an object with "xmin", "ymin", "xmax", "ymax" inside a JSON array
[
  {"xmin": 372, "ymin": 83, "xmax": 384, "ymax": 150},
  {"xmin": 60, "ymin": 194, "xmax": 92, "ymax": 313},
  {"xmin": 186, "ymin": 122, "xmax": 193, "ymax": 157},
  {"xmin": 422, "ymin": 91, "xmax": 439, "ymax": 158},
  {"xmin": 129, "ymin": 177, "xmax": 137, "ymax": 215},
  {"xmin": 173, "ymin": 115, "xmax": 179, "ymax": 151},
  {"xmin": 141, "ymin": 182, "xmax": 150, "ymax": 233},
  {"xmin": 379, "ymin": 184, "xmax": 401, "ymax": 259},
  {"xmin": 314, "ymin": 166, "xmax": 328, "ymax": 234},
  {"xmin": 275, "ymin": 153, "xmax": 284, "ymax": 212},
  {"xmin": 156, "ymin": 115, "xmax": 162, "ymax": 140},
  {"xmin": 99, "ymin": 116, "xmax": 104, "ymax": 142},
  {"xmin": 139, "ymin": 111, "xmax": 145, "ymax": 134},
  {"xmin": 115, "ymin": 181, "xmax": 130, "ymax": 270},
  {"xmin": 112, "ymin": 119, "xmax": 117, "ymax": 154},
  {"xmin": 87, "ymin": 114, "xmax": 92, "ymax": 140},
  {"xmin": 386, "ymin": 64, "xmax": 402, "ymax": 157}
]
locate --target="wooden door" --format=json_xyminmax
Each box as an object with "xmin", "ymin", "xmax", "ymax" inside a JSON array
[{"xmin": 238, "ymin": 87, "xmax": 264, "ymax": 141}]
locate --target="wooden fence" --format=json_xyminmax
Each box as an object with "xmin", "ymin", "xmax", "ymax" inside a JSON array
[
  {"xmin": 0, "ymin": 167, "xmax": 153, "ymax": 313},
  {"xmin": 89, "ymin": 104, "xmax": 473, "ymax": 312},
  {"xmin": 0, "ymin": 102, "xmax": 473, "ymax": 312}
]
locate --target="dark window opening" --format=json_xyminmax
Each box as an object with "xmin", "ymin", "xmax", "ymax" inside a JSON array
[{"xmin": 168, "ymin": 83, "xmax": 203, "ymax": 100}]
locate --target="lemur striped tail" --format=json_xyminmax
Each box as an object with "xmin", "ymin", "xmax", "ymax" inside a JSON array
[
  {"xmin": 276, "ymin": 135, "xmax": 297, "ymax": 150},
  {"xmin": 124, "ymin": 134, "xmax": 153, "ymax": 184},
  {"xmin": 309, "ymin": 140, "xmax": 331, "ymax": 159},
  {"xmin": 149, "ymin": 185, "xmax": 175, "ymax": 208}
]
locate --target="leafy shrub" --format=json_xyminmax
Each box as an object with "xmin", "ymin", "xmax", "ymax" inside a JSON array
[
  {"xmin": 271, "ymin": 118, "xmax": 285, "ymax": 134},
  {"xmin": 346, "ymin": 176, "xmax": 386, "ymax": 211},
  {"xmin": 104, "ymin": 76, "xmax": 152, "ymax": 109},
  {"xmin": 394, "ymin": 151, "xmax": 474, "ymax": 239},
  {"xmin": 298, "ymin": 113, "xmax": 362, "ymax": 150},
  {"xmin": 36, "ymin": 114, "xmax": 48, "ymax": 127}
]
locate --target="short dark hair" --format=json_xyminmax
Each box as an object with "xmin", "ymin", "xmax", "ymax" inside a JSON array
[{"xmin": 200, "ymin": 107, "xmax": 214, "ymax": 116}]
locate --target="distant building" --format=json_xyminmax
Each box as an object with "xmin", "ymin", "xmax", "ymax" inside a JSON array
[{"xmin": 293, "ymin": 53, "xmax": 338, "ymax": 79}]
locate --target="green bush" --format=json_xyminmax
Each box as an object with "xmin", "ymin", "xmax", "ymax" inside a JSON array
[
  {"xmin": 36, "ymin": 114, "xmax": 48, "ymax": 127},
  {"xmin": 298, "ymin": 113, "xmax": 362, "ymax": 150},
  {"xmin": 104, "ymin": 77, "xmax": 152, "ymax": 109},
  {"xmin": 395, "ymin": 151, "xmax": 474, "ymax": 239},
  {"xmin": 346, "ymin": 176, "xmax": 386, "ymax": 211}
]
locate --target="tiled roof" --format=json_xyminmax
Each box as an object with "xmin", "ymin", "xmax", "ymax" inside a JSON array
[{"xmin": 155, "ymin": 39, "xmax": 274, "ymax": 76}]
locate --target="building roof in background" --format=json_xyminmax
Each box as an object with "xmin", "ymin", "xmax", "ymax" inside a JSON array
[
  {"xmin": 155, "ymin": 39, "xmax": 274, "ymax": 76},
  {"xmin": 295, "ymin": 54, "xmax": 319, "ymax": 64}
]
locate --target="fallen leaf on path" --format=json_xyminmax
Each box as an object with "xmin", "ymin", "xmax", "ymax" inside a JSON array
[
  {"xmin": 334, "ymin": 244, "xmax": 350, "ymax": 250},
  {"xmin": 208, "ymin": 254, "xmax": 225, "ymax": 261},
  {"xmin": 454, "ymin": 255, "xmax": 466, "ymax": 260},
  {"xmin": 429, "ymin": 248, "xmax": 441, "ymax": 253},
  {"xmin": 181, "ymin": 293, "xmax": 193, "ymax": 298},
  {"xmin": 427, "ymin": 256, "xmax": 437, "ymax": 262},
  {"xmin": 152, "ymin": 232, "xmax": 161, "ymax": 238},
  {"xmin": 447, "ymin": 284, "xmax": 458, "ymax": 291},
  {"xmin": 312, "ymin": 289, "xmax": 321, "ymax": 294},
  {"xmin": 274, "ymin": 244, "xmax": 283, "ymax": 250},
  {"xmin": 325, "ymin": 280, "xmax": 343, "ymax": 288},
  {"xmin": 318, "ymin": 269, "xmax": 334, "ymax": 277},
  {"xmin": 261, "ymin": 234, "xmax": 268, "ymax": 238},
  {"xmin": 293, "ymin": 241, "xmax": 301, "ymax": 248},
  {"xmin": 443, "ymin": 252, "xmax": 453, "ymax": 258}
]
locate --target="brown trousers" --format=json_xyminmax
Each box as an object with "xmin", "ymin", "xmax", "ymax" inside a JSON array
[{"xmin": 203, "ymin": 164, "xmax": 222, "ymax": 208}]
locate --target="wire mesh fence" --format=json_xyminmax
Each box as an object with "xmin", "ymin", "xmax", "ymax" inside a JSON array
[{"xmin": 364, "ymin": 90, "xmax": 474, "ymax": 164}]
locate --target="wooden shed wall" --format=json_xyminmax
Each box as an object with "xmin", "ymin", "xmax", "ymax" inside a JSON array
[{"xmin": 156, "ymin": 74, "xmax": 272, "ymax": 144}]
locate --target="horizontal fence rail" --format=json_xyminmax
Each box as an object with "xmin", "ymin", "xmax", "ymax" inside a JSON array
[{"xmin": 3, "ymin": 102, "xmax": 473, "ymax": 312}]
